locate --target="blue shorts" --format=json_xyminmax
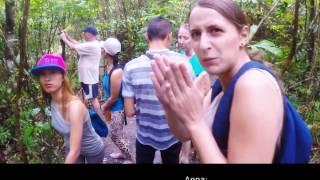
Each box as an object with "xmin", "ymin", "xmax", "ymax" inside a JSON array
[{"xmin": 81, "ymin": 82, "xmax": 99, "ymax": 100}]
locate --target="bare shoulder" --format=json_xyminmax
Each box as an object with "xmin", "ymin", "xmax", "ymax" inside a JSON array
[
  {"xmin": 110, "ymin": 69, "xmax": 123, "ymax": 84},
  {"xmin": 67, "ymin": 97, "xmax": 87, "ymax": 118},
  {"xmin": 111, "ymin": 68, "xmax": 123, "ymax": 77},
  {"xmin": 229, "ymin": 69, "xmax": 284, "ymax": 163},
  {"xmin": 232, "ymin": 68, "xmax": 284, "ymax": 123},
  {"xmin": 235, "ymin": 69, "xmax": 281, "ymax": 95}
]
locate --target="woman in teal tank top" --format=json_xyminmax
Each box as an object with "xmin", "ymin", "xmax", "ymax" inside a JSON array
[{"xmin": 101, "ymin": 38, "xmax": 134, "ymax": 163}]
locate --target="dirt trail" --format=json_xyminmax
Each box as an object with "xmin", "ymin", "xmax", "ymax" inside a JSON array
[{"xmin": 102, "ymin": 117, "xmax": 162, "ymax": 164}]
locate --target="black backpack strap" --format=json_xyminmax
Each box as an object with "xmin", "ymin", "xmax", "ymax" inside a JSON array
[
  {"xmin": 109, "ymin": 64, "xmax": 124, "ymax": 78},
  {"xmin": 108, "ymin": 64, "xmax": 125, "ymax": 89}
]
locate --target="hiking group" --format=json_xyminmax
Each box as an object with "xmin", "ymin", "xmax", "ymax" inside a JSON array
[{"xmin": 31, "ymin": 0, "xmax": 312, "ymax": 164}]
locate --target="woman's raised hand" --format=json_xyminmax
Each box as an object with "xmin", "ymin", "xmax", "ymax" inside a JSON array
[{"xmin": 151, "ymin": 55, "xmax": 209, "ymax": 131}]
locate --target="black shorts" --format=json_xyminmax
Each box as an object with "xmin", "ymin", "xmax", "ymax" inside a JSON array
[{"xmin": 81, "ymin": 82, "xmax": 99, "ymax": 100}]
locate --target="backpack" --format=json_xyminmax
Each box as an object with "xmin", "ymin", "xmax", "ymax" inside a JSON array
[
  {"xmin": 108, "ymin": 63, "xmax": 127, "ymax": 125},
  {"xmin": 211, "ymin": 61, "xmax": 312, "ymax": 163},
  {"xmin": 88, "ymin": 108, "xmax": 108, "ymax": 137}
]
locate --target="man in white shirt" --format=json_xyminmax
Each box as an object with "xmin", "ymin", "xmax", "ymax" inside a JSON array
[{"xmin": 59, "ymin": 26, "xmax": 102, "ymax": 118}]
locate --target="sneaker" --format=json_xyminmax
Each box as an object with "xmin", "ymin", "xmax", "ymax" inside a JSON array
[
  {"xmin": 109, "ymin": 152, "xmax": 125, "ymax": 159},
  {"xmin": 122, "ymin": 160, "xmax": 133, "ymax": 164}
]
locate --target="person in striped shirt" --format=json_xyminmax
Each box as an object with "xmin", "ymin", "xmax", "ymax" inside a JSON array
[{"xmin": 122, "ymin": 16, "xmax": 194, "ymax": 164}]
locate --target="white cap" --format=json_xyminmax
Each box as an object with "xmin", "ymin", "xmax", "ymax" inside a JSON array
[{"xmin": 102, "ymin": 37, "xmax": 121, "ymax": 56}]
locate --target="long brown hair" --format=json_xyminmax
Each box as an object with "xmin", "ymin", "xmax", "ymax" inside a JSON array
[{"xmin": 41, "ymin": 73, "xmax": 76, "ymax": 118}]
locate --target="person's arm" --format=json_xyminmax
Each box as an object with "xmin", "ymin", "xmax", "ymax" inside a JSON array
[
  {"xmin": 122, "ymin": 64, "xmax": 136, "ymax": 118},
  {"xmin": 65, "ymin": 100, "xmax": 86, "ymax": 164},
  {"xmin": 60, "ymin": 32, "xmax": 78, "ymax": 50},
  {"xmin": 227, "ymin": 70, "xmax": 283, "ymax": 163},
  {"xmin": 65, "ymin": 32, "xmax": 80, "ymax": 44},
  {"xmin": 190, "ymin": 70, "xmax": 283, "ymax": 163},
  {"xmin": 150, "ymin": 59, "xmax": 189, "ymax": 141},
  {"xmin": 151, "ymin": 55, "xmax": 211, "ymax": 142},
  {"xmin": 162, "ymin": 107, "xmax": 190, "ymax": 141},
  {"xmin": 151, "ymin": 54, "xmax": 284, "ymax": 163},
  {"xmin": 151, "ymin": 58, "xmax": 226, "ymax": 163},
  {"xmin": 124, "ymin": 98, "xmax": 135, "ymax": 118},
  {"xmin": 162, "ymin": 85, "xmax": 210, "ymax": 142},
  {"xmin": 102, "ymin": 69, "xmax": 123, "ymax": 111},
  {"xmin": 188, "ymin": 119, "xmax": 227, "ymax": 163},
  {"xmin": 180, "ymin": 140, "xmax": 192, "ymax": 163}
]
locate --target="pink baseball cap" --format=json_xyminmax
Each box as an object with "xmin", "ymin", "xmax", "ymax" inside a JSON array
[{"xmin": 31, "ymin": 54, "xmax": 67, "ymax": 76}]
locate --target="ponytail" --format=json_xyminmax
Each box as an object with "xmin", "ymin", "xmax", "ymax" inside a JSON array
[{"xmin": 112, "ymin": 53, "xmax": 120, "ymax": 66}]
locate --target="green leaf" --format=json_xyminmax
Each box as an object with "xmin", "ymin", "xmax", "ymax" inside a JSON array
[{"xmin": 249, "ymin": 40, "xmax": 283, "ymax": 58}]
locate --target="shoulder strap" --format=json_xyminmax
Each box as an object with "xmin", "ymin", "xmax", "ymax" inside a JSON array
[
  {"xmin": 211, "ymin": 80, "xmax": 223, "ymax": 102},
  {"xmin": 225, "ymin": 60, "xmax": 277, "ymax": 97},
  {"xmin": 108, "ymin": 64, "xmax": 124, "ymax": 88},
  {"xmin": 108, "ymin": 64, "xmax": 125, "ymax": 96},
  {"xmin": 109, "ymin": 64, "xmax": 124, "ymax": 77},
  {"xmin": 211, "ymin": 60, "xmax": 276, "ymax": 102}
]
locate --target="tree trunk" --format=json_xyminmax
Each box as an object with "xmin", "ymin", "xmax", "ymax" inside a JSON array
[
  {"xmin": 283, "ymin": 0, "xmax": 301, "ymax": 69},
  {"xmin": 304, "ymin": 0, "xmax": 308, "ymax": 31},
  {"xmin": 120, "ymin": 0, "xmax": 133, "ymax": 60},
  {"xmin": 15, "ymin": 0, "xmax": 30, "ymax": 163},
  {"xmin": 38, "ymin": 20, "xmax": 42, "ymax": 57},
  {"xmin": 4, "ymin": 0, "xmax": 16, "ymax": 72},
  {"xmin": 138, "ymin": 0, "xmax": 144, "ymax": 7},
  {"xmin": 314, "ymin": 0, "xmax": 320, "ymax": 99},
  {"xmin": 308, "ymin": 0, "xmax": 316, "ymax": 75},
  {"xmin": 47, "ymin": 14, "xmax": 54, "ymax": 53}
]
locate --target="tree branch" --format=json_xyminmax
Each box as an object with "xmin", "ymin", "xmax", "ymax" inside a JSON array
[{"xmin": 249, "ymin": 0, "xmax": 280, "ymax": 42}]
